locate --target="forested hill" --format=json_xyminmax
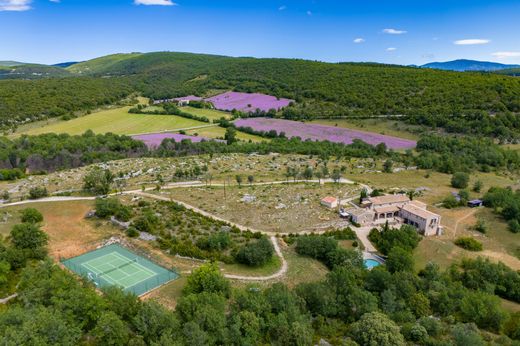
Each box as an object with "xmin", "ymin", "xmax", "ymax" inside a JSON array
[{"xmin": 1, "ymin": 51, "xmax": 520, "ymax": 135}]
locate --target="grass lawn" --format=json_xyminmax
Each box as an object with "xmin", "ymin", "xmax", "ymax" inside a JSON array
[
  {"xmin": 185, "ymin": 125, "xmax": 267, "ymax": 142},
  {"xmin": 308, "ymin": 118, "xmax": 421, "ymax": 141},
  {"xmin": 221, "ymin": 255, "xmax": 282, "ymax": 277},
  {"xmin": 15, "ymin": 106, "xmax": 209, "ymax": 136},
  {"xmin": 182, "ymin": 106, "xmax": 232, "ymax": 121}
]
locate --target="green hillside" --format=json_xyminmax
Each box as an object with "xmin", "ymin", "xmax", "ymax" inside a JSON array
[
  {"xmin": 2, "ymin": 51, "xmax": 520, "ymax": 140},
  {"xmin": 0, "ymin": 61, "xmax": 25, "ymax": 67},
  {"xmin": 67, "ymin": 52, "xmax": 143, "ymax": 74},
  {"xmin": 0, "ymin": 64, "xmax": 71, "ymax": 79}
]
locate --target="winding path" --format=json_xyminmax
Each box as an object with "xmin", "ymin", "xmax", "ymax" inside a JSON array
[{"xmin": 0, "ymin": 177, "xmax": 369, "ymax": 281}]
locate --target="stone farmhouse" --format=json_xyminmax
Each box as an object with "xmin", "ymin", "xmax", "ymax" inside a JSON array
[{"xmin": 347, "ymin": 194, "xmax": 442, "ymax": 236}]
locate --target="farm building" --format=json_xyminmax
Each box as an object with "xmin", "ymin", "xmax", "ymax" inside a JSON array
[
  {"xmin": 468, "ymin": 199, "xmax": 483, "ymax": 208},
  {"xmin": 346, "ymin": 194, "xmax": 442, "ymax": 236},
  {"xmin": 321, "ymin": 196, "xmax": 338, "ymax": 209}
]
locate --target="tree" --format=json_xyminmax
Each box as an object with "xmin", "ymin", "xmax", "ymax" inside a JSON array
[
  {"xmin": 360, "ymin": 188, "xmax": 368, "ymax": 203},
  {"xmin": 235, "ymin": 237, "xmax": 274, "ymax": 266},
  {"xmin": 92, "ymin": 311, "xmax": 129, "ymax": 346},
  {"xmin": 303, "ymin": 166, "xmax": 313, "ymax": 180},
  {"xmin": 247, "ymin": 175, "xmax": 254, "ymax": 185},
  {"xmin": 10, "ymin": 223, "xmax": 48, "ymax": 251},
  {"xmin": 83, "ymin": 167, "xmax": 114, "ymax": 195},
  {"xmin": 315, "ymin": 171, "xmax": 323, "ymax": 184},
  {"xmin": 331, "ymin": 169, "xmax": 341, "ymax": 183},
  {"xmin": 184, "ymin": 263, "xmax": 231, "ymax": 297},
  {"xmin": 451, "ymin": 172, "xmax": 469, "ymax": 189},
  {"xmin": 0, "ymin": 260, "xmax": 10, "ymax": 286},
  {"xmin": 473, "ymin": 180, "xmax": 483, "ymax": 193},
  {"xmin": 20, "ymin": 208, "xmax": 43, "ymax": 224},
  {"xmin": 225, "ymin": 127, "xmax": 237, "ymax": 145},
  {"xmin": 28, "ymin": 187, "xmax": 48, "ymax": 199},
  {"xmin": 383, "ymin": 159, "xmax": 393, "ymax": 173},
  {"xmin": 235, "ymin": 175, "xmax": 243, "ymax": 187},
  {"xmin": 386, "ymin": 247, "xmax": 414, "ymax": 273},
  {"xmin": 350, "ymin": 312, "xmax": 406, "ymax": 346},
  {"xmin": 459, "ymin": 291, "xmax": 508, "ymax": 333}
]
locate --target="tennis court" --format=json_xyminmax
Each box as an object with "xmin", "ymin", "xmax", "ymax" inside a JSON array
[{"xmin": 62, "ymin": 244, "xmax": 178, "ymax": 296}]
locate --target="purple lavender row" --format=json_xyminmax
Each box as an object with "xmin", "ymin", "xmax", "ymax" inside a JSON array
[
  {"xmin": 205, "ymin": 91, "xmax": 293, "ymax": 112},
  {"xmin": 132, "ymin": 133, "xmax": 223, "ymax": 148},
  {"xmin": 234, "ymin": 118, "xmax": 416, "ymax": 149}
]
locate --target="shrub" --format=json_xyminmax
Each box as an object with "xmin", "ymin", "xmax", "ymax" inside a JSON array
[
  {"xmin": 442, "ymin": 195, "xmax": 460, "ymax": 209},
  {"xmin": 368, "ymin": 224, "xmax": 420, "ymax": 255},
  {"xmin": 28, "ymin": 187, "xmax": 48, "ymax": 199},
  {"xmin": 451, "ymin": 172, "xmax": 469, "ymax": 189},
  {"xmin": 126, "ymin": 227, "xmax": 139, "ymax": 238},
  {"xmin": 508, "ymin": 219, "xmax": 520, "ymax": 233},
  {"xmin": 20, "ymin": 208, "xmax": 43, "ymax": 224},
  {"xmin": 235, "ymin": 237, "xmax": 274, "ymax": 266},
  {"xmin": 454, "ymin": 237, "xmax": 483, "ymax": 251}
]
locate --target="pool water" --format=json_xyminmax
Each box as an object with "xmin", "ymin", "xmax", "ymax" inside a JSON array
[{"xmin": 364, "ymin": 259, "xmax": 381, "ymax": 269}]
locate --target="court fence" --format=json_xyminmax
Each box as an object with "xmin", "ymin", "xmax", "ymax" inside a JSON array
[{"xmin": 61, "ymin": 244, "xmax": 179, "ymax": 296}]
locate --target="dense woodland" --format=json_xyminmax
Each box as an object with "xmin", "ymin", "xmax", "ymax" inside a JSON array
[
  {"xmin": 0, "ymin": 77, "xmax": 133, "ymax": 130},
  {"xmin": 2, "ymin": 52, "xmax": 520, "ymax": 139},
  {"xmin": 0, "ymin": 131, "xmax": 146, "ymax": 174},
  {"xmin": 1, "ymin": 213, "xmax": 519, "ymax": 345}
]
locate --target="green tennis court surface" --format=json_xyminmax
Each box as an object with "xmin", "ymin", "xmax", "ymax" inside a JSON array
[{"xmin": 62, "ymin": 244, "xmax": 178, "ymax": 296}]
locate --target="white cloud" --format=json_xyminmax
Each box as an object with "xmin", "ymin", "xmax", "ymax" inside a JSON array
[
  {"xmin": 134, "ymin": 0, "xmax": 176, "ymax": 6},
  {"xmin": 492, "ymin": 51, "xmax": 520, "ymax": 59},
  {"xmin": 278, "ymin": 5, "xmax": 286, "ymax": 11},
  {"xmin": 0, "ymin": 0, "xmax": 31, "ymax": 11},
  {"xmin": 353, "ymin": 38, "xmax": 365, "ymax": 44},
  {"xmin": 383, "ymin": 28, "xmax": 407, "ymax": 35},
  {"xmin": 453, "ymin": 39, "xmax": 490, "ymax": 45},
  {"xmin": 386, "ymin": 47, "xmax": 397, "ymax": 52}
]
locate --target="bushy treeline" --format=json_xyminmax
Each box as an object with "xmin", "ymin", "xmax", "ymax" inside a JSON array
[
  {"xmin": 129, "ymin": 102, "xmax": 211, "ymax": 123},
  {"xmin": 415, "ymin": 135, "xmax": 520, "ymax": 173},
  {"xmin": 155, "ymin": 136, "xmax": 391, "ymax": 160},
  {"xmin": 407, "ymin": 111, "xmax": 520, "ymax": 142},
  {"xmin": 0, "ymin": 131, "xmax": 147, "ymax": 174},
  {"xmin": 483, "ymin": 186, "xmax": 520, "ymax": 233},
  {"xmin": 1, "ymin": 218, "xmax": 520, "ymax": 344},
  {"xmin": 0, "ymin": 77, "xmax": 134, "ymax": 130}
]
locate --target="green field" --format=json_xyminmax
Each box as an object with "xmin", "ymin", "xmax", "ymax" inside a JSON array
[
  {"xmin": 182, "ymin": 106, "xmax": 232, "ymax": 120},
  {"xmin": 185, "ymin": 125, "xmax": 267, "ymax": 142},
  {"xmin": 15, "ymin": 106, "xmax": 210, "ymax": 136}
]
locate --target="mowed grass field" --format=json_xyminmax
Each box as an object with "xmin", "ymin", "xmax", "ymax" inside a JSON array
[
  {"xmin": 182, "ymin": 106, "xmax": 232, "ymax": 121},
  {"xmin": 308, "ymin": 118, "xmax": 421, "ymax": 140},
  {"xmin": 185, "ymin": 125, "xmax": 266, "ymax": 142},
  {"xmin": 15, "ymin": 106, "xmax": 211, "ymax": 136}
]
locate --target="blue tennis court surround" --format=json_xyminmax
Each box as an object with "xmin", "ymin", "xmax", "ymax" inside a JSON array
[{"xmin": 62, "ymin": 244, "xmax": 178, "ymax": 296}]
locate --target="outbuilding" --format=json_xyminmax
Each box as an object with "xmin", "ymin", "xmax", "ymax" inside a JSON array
[
  {"xmin": 468, "ymin": 199, "xmax": 483, "ymax": 208},
  {"xmin": 321, "ymin": 196, "xmax": 338, "ymax": 209}
]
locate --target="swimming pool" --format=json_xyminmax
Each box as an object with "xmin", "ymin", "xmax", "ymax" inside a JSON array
[{"xmin": 364, "ymin": 259, "xmax": 381, "ymax": 269}]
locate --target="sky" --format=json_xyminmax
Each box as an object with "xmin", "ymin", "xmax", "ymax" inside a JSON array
[{"xmin": 1, "ymin": 0, "xmax": 520, "ymax": 65}]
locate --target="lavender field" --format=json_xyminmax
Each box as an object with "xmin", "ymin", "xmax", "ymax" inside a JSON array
[
  {"xmin": 173, "ymin": 95, "xmax": 203, "ymax": 102},
  {"xmin": 234, "ymin": 118, "xmax": 417, "ymax": 149},
  {"xmin": 132, "ymin": 133, "xmax": 220, "ymax": 148},
  {"xmin": 205, "ymin": 91, "xmax": 293, "ymax": 112}
]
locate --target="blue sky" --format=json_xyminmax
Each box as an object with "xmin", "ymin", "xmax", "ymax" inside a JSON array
[{"xmin": 1, "ymin": 0, "xmax": 520, "ymax": 65}]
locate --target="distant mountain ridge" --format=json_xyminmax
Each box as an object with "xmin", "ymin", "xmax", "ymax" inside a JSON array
[{"xmin": 422, "ymin": 59, "xmax": 520, "ymax": 72}]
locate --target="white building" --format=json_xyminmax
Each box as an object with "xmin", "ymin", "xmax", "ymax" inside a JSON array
[{"xmin": 346, "ymin": 194, "xmax": 442, "ymax": 236}]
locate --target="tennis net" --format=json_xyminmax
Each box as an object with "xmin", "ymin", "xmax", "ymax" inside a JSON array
[{"xmin": 97, "ymin": 258, "xmax": 138, "ymax": 278}]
